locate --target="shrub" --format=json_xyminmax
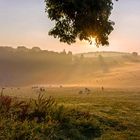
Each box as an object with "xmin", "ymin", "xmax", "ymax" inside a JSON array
[{"xmin": 0, "ymin": 94, "xmax": 101, "ymax": 140}]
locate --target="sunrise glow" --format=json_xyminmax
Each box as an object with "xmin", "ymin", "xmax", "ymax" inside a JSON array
[{"xmin": 0, "ymin": 0, "xmax": 139, "ymax": 53}]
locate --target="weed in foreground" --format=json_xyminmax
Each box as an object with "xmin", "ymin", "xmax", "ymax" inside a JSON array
[{"xmin": 0, "ymin": 94, "xmax": 101, "ymax": 140}]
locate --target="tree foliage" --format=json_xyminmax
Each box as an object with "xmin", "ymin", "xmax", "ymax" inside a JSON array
[{"xmin": 45, "ymin": 0, "xmax": 118, "ymax": 46}]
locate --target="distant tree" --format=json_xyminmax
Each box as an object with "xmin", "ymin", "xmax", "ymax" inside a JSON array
[
  {"xmin": 32, "ymin": 47, "xmax": 41, "ymax": 52},
  {"xmin": 0, "ymin": 47, "xmax": 14, "ymax": 52},
  {"xmin": 60, "ymin": 49, "xmax": 67, "ymax": 55},
  {"xmin": 68, "ymin": 51, "xmax": 72, "ymax": 56},
  {"xmin": 67, "ymin": 51, "xmax": 73, "ymax": 62},
  {"xmin": 17, "ymin": 46, "xmax": 28, "ymax": 52},
  {"xmin": 45, "ymin": 0, "xmax": 118, "ymax": 46},
  {"xmin": 132, "ymin": 52, "xmax": 138, "ymax": 56},
  {"xmin": 78, "ymin": 90, "xmax": 83, "ymax": 94}
]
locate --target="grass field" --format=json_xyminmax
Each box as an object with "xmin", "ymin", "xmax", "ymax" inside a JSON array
[{"xmin": 2, "ymin": 86, "xmax": 140, "ymax": 140}]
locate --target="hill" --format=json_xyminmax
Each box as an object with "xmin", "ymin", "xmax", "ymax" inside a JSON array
[{"xmin": 0, "ymin": 46, "xmax": 140, "ymax": 88}]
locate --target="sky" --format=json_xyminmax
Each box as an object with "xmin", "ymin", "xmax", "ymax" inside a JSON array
[{"xmin": 0, "ymin": 0, "xmax": 140, "ymax": 53}]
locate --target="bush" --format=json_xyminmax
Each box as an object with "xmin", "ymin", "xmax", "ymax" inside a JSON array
[{"xmin": 0, "ymin": 94, "xmax": 101, "ymax": 140}]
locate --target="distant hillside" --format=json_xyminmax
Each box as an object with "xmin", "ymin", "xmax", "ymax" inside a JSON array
[
  {"xmin": 0, "ymin": 46, "xmax": 140, "ymax": 88},
  {"xmin": 76, "ymin": 51, "xmax": 133, "ymax": 58}
]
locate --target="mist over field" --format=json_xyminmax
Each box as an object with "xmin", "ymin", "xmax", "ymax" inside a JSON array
[
  {"xmin": 0, "ymin": 46, "xmax": 139, "ymax": 88},
  {"xmin": 0, "ymin": 46, "xmax": 140, "ymax": 139},
  {"xmin": 0, "ymin": 0, "xmax": 140, "ymax": 139}
]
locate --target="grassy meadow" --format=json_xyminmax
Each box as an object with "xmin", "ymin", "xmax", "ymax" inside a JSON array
[
  {"xmin": 2, "ymin": 86, "xmax": 140, "ymax": 140},
  {"xmin": 0, "ymin": 47, "xmax": 140, "ymax": 139}
]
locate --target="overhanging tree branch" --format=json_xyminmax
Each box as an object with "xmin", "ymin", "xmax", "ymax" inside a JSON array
[{"xmin": 45, "ymin": 0, "xmax": 118, "ymax": 47}]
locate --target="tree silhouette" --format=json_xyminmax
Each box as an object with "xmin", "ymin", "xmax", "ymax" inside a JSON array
[
  {"xmin": 132, "ymin": 52, "xmax": 138, "ymax": 57},
  {"xmin": 45, "ymin": 0, "xmax": 118, "ymax": 46}
]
